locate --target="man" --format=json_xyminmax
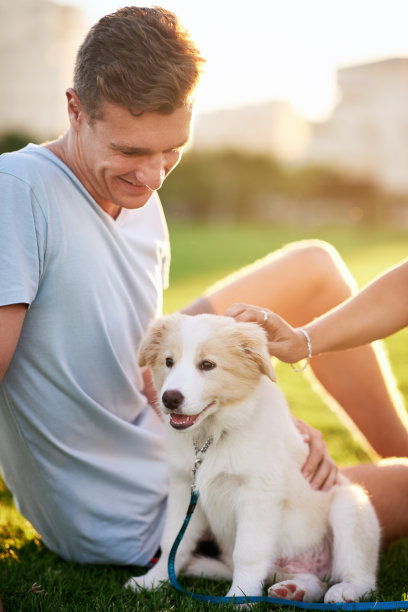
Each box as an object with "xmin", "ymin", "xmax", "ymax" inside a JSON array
[
  {"xmin": 0, "ymin": 6, "xmax": 203, "ymax": 566},
  {"xmin": 0, "ymin": 7, "xmax": 406, "ymax": 567}
]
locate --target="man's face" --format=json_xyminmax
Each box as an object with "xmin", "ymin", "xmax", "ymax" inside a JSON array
[{"xmin": 72, "ymin": 99, "xmax": 192, "ymax": 218}]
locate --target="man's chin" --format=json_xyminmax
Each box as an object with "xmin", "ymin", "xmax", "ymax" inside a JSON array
[{"xmin": 116, "ymin": 189, "xmax": 155, "ymax": 210}]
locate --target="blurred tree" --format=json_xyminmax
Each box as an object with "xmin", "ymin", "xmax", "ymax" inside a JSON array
[
  {"xmin": 160, "ymin": 150, "xmax": 387, "ymax": 225},
  {"xmin": 161, "ymin": 150, "xmax": 286, "ymax": 221},
  {"xmin": 0, "ymin": 132, "xmax": 37, "ymax": 154}
]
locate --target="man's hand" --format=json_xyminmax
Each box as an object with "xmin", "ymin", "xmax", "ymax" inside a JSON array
[
  {"xmin": 0, "ymin": 304, "xmax": 27, "ymax": 381},
  {"xmin": 141, "ymin": 366, "xmax": 162, "ymax": 419},
  {"xmin": 293, "ymin": 417, "xmax": 339, "ymax": 491}
]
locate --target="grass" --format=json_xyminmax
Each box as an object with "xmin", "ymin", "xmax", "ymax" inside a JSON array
[{"xmin": 1, "ymin": 222, "xmax": 408, "ymax": 610}]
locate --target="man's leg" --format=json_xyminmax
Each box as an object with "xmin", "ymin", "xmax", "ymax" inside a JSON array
[
  {"xmin": 184, "ymin": 240, "xmax": 408, "ymax": 458},
  {"xmin": 342, "ymin": 459, "xmax": 408, "ymax": 544}
]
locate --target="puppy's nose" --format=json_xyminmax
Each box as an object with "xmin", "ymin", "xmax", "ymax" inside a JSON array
[{"xmin": 162, "ymin": 389, "xmax": 184, "ymax": 411}]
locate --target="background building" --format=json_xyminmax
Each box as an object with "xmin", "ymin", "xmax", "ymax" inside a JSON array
[
  {"xmin": 192, "ymin": 101, "xmax": 311, "ymax": 162},
  {"xmin": 192, "ymin": 57, "xmax": 408, "ymax": 194},
  {"xmin": 0, "ymin": 0, "xmax": 85, "ymax": 141},
  {"xmin": 305, "ymin": 58, "xmax": 408, "ymax": 193}
]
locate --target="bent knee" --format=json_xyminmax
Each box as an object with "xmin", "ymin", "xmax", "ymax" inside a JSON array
[
  {"xmin": 282, "ymin": 240, "xmax": 357, "ymax": 304},
  {"xmin": 342, "ymin": 458, "xmax": 408, "ymax": 544}
]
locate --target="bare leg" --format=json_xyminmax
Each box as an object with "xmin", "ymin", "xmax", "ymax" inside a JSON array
[
  {"xmin": 183, "ymin": 240, "xmax": 408, "ymax": 458},
  {"xmin": 342, "ymin": 458, "xmax": 408, "ymax": 545}
]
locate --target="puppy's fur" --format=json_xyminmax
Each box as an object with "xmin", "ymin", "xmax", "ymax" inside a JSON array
[{"xmin": 126, "ymin": 313, "xmax": 380, "ymax": 603}]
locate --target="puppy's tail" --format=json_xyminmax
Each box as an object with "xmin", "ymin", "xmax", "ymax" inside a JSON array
[{"xmin": 184, "ymin": 555, "xmax": 233, "ymax": 581}]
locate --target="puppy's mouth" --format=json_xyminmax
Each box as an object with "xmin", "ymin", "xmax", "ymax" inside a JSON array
[{"xmin": 169, "ymin": 401, "xmax": 216, "ymax": 430}]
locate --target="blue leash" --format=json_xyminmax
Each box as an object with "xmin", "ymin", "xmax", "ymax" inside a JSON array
[{"xmin": 167, "ymin": 490, "xmax": 408, "ymax": 610}]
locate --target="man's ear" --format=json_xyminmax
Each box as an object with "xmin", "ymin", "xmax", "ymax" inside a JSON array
[{"xmin": 65, "ymin": 88, "xmax": 83, "ymax": 127}]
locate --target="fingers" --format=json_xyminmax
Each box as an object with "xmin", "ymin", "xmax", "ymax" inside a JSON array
[
  {"xmin": 225, "ymin": 303, "xmax": 288, "ymax": 340},
  {"xmin": 224, "ymin": 302, "xmax": 270, "ymax": 327},
  {"xmin": 226, "ymin": 303, "xmax": 308, "ymax": 364},
  {"xmin": 303, "ymin": 450, "xmax": 339, "ymax": 491},
  {"xmin": 296, "ymin": 418, "xmax": 339, "ymax": 491}
]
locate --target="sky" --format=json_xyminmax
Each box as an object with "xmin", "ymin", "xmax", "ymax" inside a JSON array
[{"xmin": 55, "ymin": 0, "xmax": 408, "ymax": 121}]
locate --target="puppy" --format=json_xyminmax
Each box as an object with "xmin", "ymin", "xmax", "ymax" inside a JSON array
[{"xmin": 126, "ymin": 313, "xmax": 380, "ymax": 603}]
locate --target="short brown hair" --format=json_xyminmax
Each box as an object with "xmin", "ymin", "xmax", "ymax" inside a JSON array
[{"xmin": 73, "ymin": 6, "xmax": 205, "ymax": 120}]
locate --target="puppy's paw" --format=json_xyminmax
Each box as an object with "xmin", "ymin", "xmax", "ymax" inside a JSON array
[
  {"xmin": 268, "ymin": 575, "xmax": 326, "ymax": 603},
  {"xmin": 324, "ymin": 582, "xmax": 373, "ymax": 604},
  {"xmin": 224, "ymin": 583, "xmax": 262, "ymax": 609},
  {"xmin": 124, "ymin": 572, "xmax": 167, "ymax": 592},
  {"xmin": 268, "ymin": 581, "xmax": 305, "ymax": 602}
]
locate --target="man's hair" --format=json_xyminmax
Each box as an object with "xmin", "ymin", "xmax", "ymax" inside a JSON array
[{"xmin": 73, "ymin": 6, "xmax": 205, "ymax": 120}]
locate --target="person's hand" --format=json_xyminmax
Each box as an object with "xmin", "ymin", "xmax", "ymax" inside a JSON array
[
  {"xmin": 293, "ymin": 417, "xmax": 339, "ymax": 491},
  {"xmin": 141, "ymin": 367, "xmax": 162, "ymax": 420},
  {"xmin": 224, "ymin": 302, "xmax": 309, "ymax": 363}
]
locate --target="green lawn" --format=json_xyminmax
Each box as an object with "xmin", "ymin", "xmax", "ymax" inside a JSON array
[{"xmin": 1, "ymin": 222, "xmax": 407, "ymax": 610}]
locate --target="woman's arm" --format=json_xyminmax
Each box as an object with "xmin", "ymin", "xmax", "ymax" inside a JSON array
[
  {"xmin": 305, "ymin": 259, "xmax": 408, "ymax": 355},
  {"xmin": 225, "ymin": 259, "xmax": 408, "ymax": 361}
]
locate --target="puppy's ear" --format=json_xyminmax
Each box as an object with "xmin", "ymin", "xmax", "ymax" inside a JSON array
[
  {"xmin": 236, "ymin": 323, "xmax": 277, "ymax": 382},
  {"xmin": 138, "ymin": 316, "xmax": 169, "ymax": 367}
]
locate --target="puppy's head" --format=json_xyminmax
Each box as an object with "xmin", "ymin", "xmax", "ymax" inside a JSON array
[{"xmin": 138, "ymin": 313, "xmax": 276, "ymax": 432}]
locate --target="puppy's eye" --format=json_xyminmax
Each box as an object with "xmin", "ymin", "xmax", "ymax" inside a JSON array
[
  {"xmin": 199, "ymin": 360, "xmax": 216, "ymax": 371},
  {"xmin": 165, "ymin": 357, "xmax": 174, "ymax": 368}
]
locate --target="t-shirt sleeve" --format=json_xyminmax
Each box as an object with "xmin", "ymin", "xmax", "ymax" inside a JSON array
[{"xmin": 0, "ymin": 172, "xmax": 47, "ymax": 306}]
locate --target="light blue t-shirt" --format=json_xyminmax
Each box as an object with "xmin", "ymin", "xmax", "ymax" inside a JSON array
[{"xmin": 0, "ymin": 144, "xmax": 170, "ymax": 565}]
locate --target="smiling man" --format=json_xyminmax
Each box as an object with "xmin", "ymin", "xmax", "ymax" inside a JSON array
[{"xmin": 0, "ymin": 6, "xmax": 203, "ymax": 565}]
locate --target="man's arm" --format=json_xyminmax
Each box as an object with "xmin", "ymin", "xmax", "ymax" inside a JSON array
[{"xmin": 0, "ymin": 304, "xmax": 27, "ymax": 381}]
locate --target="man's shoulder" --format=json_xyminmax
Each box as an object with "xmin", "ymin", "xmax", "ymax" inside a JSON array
[{"xmin": 0, "ymin": 144, "xmax": 61, "ymax": 184}]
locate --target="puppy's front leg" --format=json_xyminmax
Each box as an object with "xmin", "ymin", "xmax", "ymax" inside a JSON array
[
  {"xmin": 226, "ymin": 501, "xmax": 278, "ymax": 599},
  {"xmin": 126, "ymin": 481, "xmax": 206, "ymax": 592}
]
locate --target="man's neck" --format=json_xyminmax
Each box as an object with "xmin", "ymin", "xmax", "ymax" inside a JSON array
[
  {"xmin": 44, "ymin": 134, "xmax": 122, "ymax": 220},
  {"xmin": 44, "ymin": 135, "xmax": 69, "ymax": 166}
]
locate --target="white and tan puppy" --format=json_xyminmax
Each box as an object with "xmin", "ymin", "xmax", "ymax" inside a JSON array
[{"xmin": 126, "ymin": 313, "xmax": 380, "ymax": 603}]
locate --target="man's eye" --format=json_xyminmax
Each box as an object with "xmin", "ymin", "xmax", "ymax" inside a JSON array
[
  {"xmin": 199, "ymin": 360, "xmax": 216, "ymax": 371},
  {"xmin": 165, "ymin": 357, "xmax": 174, "ymax": 368}
]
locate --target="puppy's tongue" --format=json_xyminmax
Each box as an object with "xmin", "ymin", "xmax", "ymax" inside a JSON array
[{"xmin": 169, "ymin": 413, "xmax": 198, "ymax": 430}]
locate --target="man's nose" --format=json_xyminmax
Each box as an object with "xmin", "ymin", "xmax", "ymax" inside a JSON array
[{"xmin": 135, "ymin": 157, "xmax": 165, "ymax": 191}]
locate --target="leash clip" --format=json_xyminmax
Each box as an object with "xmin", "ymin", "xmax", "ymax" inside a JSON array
[
  {"xmin": 191, "ymin": 457, "xmax": 203, "ymax": 493},
  {"xmin": 191, "ymin": 436, "xmax": 213, "ymax": 493}
]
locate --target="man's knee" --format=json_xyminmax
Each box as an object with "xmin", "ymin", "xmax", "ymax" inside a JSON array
[
  {"xmin": 282, "ymin": 239, "xmax": 357, "ymax": 308},
  {"xmin": 343, "ymin": 458, "xmax": 408, "ymax": 543}
]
